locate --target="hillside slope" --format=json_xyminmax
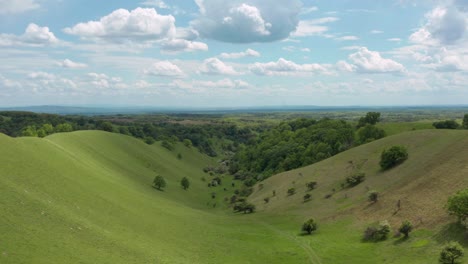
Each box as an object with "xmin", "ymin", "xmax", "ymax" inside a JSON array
[{"xmin": 0, "ymin": 131, "xmax": 310, "ymax": 264}]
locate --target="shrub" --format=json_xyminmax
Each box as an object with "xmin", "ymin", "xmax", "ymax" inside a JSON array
[
  {"xmin": 233, "ymin": 202, "xmax": 256, "ymax": 214},
  {"xmin": 380, "ymin": 146, "xmax": 408, "ymax": 170},
  {"xmin": 264, "ymin": 197, "xmax": 270, "ymax": 203},
  {"xmin": 368, "ymin": 191, "xmax": 379, "ymax": 203},
  {"xmin": 364, "ymin": 220, "xmax": 391, "ymax": 241},
  {"xmin": 304, "ymin": 193, "xmax": 311, "ymax": 202},
  {"xmin": 181, "ymin": 177, "xmax": 190, "ymax": 190},
  {"xmin": 439, "ymin": 242, "xmax": 464, "ymax": 264},
  {"xmin": 287, "ymin": 188, "xmax": 296, "ymax": 196},
  {"xmin": 306, "ymin": 181, "xmax": 317, "ymax": 191},
  {"xmin": 302, "ymin": 218, "xmax": 318, "ymax": 235},
  {"xmin": 346, "ymin": 173, "xmax": 366, "ymax": 187},
  {"xmin": 399, "ymin": 220, "xmax": 413, "ymax": 238},
  {"xmin": 144, "ymin": 136, "xmax": 155, "ymax": 145},
  {"xmin": 433, "ymin": 120, "xmax": 460, "ymax": 129},
  {"xmin": 161, "ymin": 140, "xmax": 174, "ymax": 151}
]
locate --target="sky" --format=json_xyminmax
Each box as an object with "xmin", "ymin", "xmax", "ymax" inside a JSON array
[{"xmin": 1, "ymin": 0, "xmax": 468, "ymax": 107}]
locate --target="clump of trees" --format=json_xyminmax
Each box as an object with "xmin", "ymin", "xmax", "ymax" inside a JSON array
[
  {"xmin": 380, "ymin": 146, "xmax": 408, "ymax": 170},
  {"xmin": 346, "ymin": 172, "xmax": 366, "ymax": 187},
  {"xmin": 439, "ymin": 242, "xmax": 464, "ymax": 264},
  {"xmin": 357, "ymin": 112, "xmax": 381, "ymax": 128},
  {"xmin": 363, "ymin": 220, "xmax": 391, "ymax": 241},
  {"xmin": 433, "ymin": 120, "xmax": 460, "ymax": 129},
  {"xmin": 463, "ymin": 114, "xmax": 468, "ymax": 129},
  {"xmin": 446, "ymin": 188, "xmax": 468, "ymax": 229},
  {"xmin": 357, "ymin": 124, "xmax": 386, "ymax": 144},
  {"xmin": 153, "ymin": 175, "xmax": 166, "ymax": 190},
  {"xmin": 233, "ymin": 202, "xmax": 256, "ymax": 214},
  {"xmin": 302, "ymin": 218, "xmax": 318, "ymax": 235}
]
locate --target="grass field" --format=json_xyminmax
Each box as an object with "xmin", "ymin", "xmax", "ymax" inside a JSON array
[{"xmin": 1, "ymin": 130, "xmax": 467, "ymax": 263}]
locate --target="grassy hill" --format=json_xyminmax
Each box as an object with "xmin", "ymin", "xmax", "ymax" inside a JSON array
[
  {"xmin": 249, "ymin": 129, "xmax": 468, "ymax": 263},
  {"xmin": 1, "ymin": 129, "xmax": 467, "ymax": 263}
]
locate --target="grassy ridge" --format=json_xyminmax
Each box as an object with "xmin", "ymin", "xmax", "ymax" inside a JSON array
[{"xmin": 0, "ymin": 131, "xmax": 309, "ymax": 263}]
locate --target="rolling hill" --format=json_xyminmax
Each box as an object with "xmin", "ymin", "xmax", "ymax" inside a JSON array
[{"xmin": 1, "ymin": 129, "xmax": 467, "ymax": 263}]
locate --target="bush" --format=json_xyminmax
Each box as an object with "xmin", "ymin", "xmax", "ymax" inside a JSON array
[
  {"xmin": 306, "ymin": 181, "xmax": 317, "ymax": 191},
  {"xmin": 380, "ymin": 146, "xmax": 408, "ymax": 170},
  {"xmin": 368, "ymin": 191, "xmax": 379, "ymax": 203},
  {"xmin": 161, "ymin": 140, "xmax": 174, "ymax": 151},
  {"xmin": 399, "ymin": 220, "xmax": 413, "ymax": 238},
  {"xmin": 287, "ymin": 188, "xmax": 296, "ymax": 196},
  {"xmin": 144, "ymin": 136, "xmax": 155, "ymax": 145},
  {"xmin": 357, "ymin": 124, "xmax": 386, "ymax": 144},
  {"xmin": 233, "ymin": 202, "xmax": 256, "ymax": 214},
  {"xmin": 433, "ymin": 120, "xmax": 460, "ymax": 129},
  {"xmin": 346, "ymin": 173, "xmax": 366, "ymax": 187},
  {"xmin": 264, "ymin": 197, "xmax": 270, "ymax": 203},
  {"xmin": 302, "ymin": 218, "xmax": 318, "ymax": 235},
  {"xmin": 363, "ymin": 220, "xmax": 391, "ymax": 241},
  {"xmin": 439, "ymin": 242, "xmax": 464, "ymax": 264},
  {"xmin": 304, "ymin": 193, "xmax": 311, "ymax": 202},
  {"xmin": 180, "ymin": 177, "xmax": 190, "ymax": 190}
]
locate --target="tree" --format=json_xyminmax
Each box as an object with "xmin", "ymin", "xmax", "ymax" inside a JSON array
[
  {"xmin": 302, "ymin": 218, "xmax": 318, "ymax": 235},
  {"xmin": 399, "ymin": 220, "xmax": 413, "ymax": 238},
  {"xmin": 153, "ymin": 175, "xmax": 166, "ymax": 190},
  {"xmin": 433, "ymin": 120, "xmax": 460, "ymax": 129},
  {"xmin": 357, "ymin": 112, "xmax": 381, "ymax": 128},
  {"xmin": 446, "ymin": 188, "xmax": 468, "ymax": 228},
  {"xmin": 183, "ymin": 139, "xmax": 193, "ymax": 148},
  {"xmin": 98, "ymin": 121, "xmax": 114, "ymax": 132},
  {"xmin": 363, "ymin": 220, "xmax": 391, "ymax": 241},
  {"xmin": 55, "ymin": 123, "xmax": 73, "ymax": 132},
  {"xmin": 346, "ymin": 172, "xmax": 366, "ymax": 187},
  {"xmin": 181, "ymin": 177, "xmax": 190, "ymax": 190},
  {"xmin": 380, "ymin": 146, "xmax": 408, "ymax": 170},
  {"xmin": 304, "ymin": 193, "xmax": 311, "ymax": 202},
  {"xmin": 463, "ymin": 114, "xmax": 468, "ymax": 129},
  {"xmin": 306, "ymin": 181, "xmax": 317, "ymax": 191},
  {"xmin": 287, "ymin": 188, "xmax": 296, "ymax": 196},
  {"xmin": 368, "ymin": 191, "xmax": 379, "ymax": 203},
  {"xmin": 357, "ymin": 124, "xmax": 386, "ymax": 144},
  {"xmin": 439, "ymin": 242, "xmax": 464, "ymax": 264}
]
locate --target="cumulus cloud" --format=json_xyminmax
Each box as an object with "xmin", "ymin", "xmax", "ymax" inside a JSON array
[
  {"xmin": 57, "ymin": 59, "xmax": 87, "ymax": 69},
  {"xmin": 292, "ymin": 17, "xmax": 339, "ymax": 37},
  {"xmin": 199, "ymin": 58, "xmax": 239, "ymax": 75},
  {"xmin": 0, "ymin": 0, "xmax": 39, "ymax": 14},
  {"xmin": 172, "ymin": 78, "xmax": 250, "ymax": 91},
  {"xmin": 27, "ymin": 71, "xmax": 78, "ymax": 92},
  {"xmin": 192, "ymin": 0, "xmax": 302, "ymax": 43},
  {"xmin": 144, "ymin": 61, "xmax": 185, "ymax": 77},
  {"xmin": 249, "ymin": 58, "xmax": 330, "ymax": 76},
  {"xmin": 425, "ymin": 47, "xmax": 468, "ymax": 71},
  {"xmin": 64, "ymin": 8, "xmax": 176, "ymax": 43},
  {"xmin": 0, "ymin": 23, "xmax": 59, "ymax": 47},
  {"xmin": 219, "ymin": 49, "xmax": 260, "ymax": 59},
  {"xmin": 140, "ymin": 0, "xmax": 170, "ymax": 9},
  {"xmin": 346, "ymin": 47, "xmax": 406, "ymax": 74},
  {"xmin": 410, "ymin": 5, "xmax": 467, "ymax": 45},
  {"xmin": 160, "ymin": 39, "xmax": 208, "ymax": 54},
  {"xmin": 336, "ymin": 35, "xmax": 359, "ymax": 41}
]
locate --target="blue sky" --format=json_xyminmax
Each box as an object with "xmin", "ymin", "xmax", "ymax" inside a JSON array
[{"xmin": 1, "ymin": 0, "xmax": 468, "ymax": 107}]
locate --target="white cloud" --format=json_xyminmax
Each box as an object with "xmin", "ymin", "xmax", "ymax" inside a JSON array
[
  {"xmin": 199, "ymin": 58, "xmax": 239, "ymax": 75},
  {"xmin": 425, "ymin": 47, "xmax": 468, "ymax": 71},
  {"xmin": 140, "ymin": 0, "xmax": 170, "ymax": 9},
  {"xmin": 64, "ymin": 8, "xmax": 176, "ymax": 44},
  {"xmin": 160, "ymin": 39, "xmax": 208, "ymax": 54},
  {"xmin": 388, "ymin": 38, "xmax": 402, "ymax": 42},
  {"xmin": 144, "ymin": 61, "xmax": 185, "ymax": 77},
  {"xmin": 219, "ymin": 49, "xmax": 260, "ymax": 59},
  {"xmin": 0, "ymin": 0, "xmax": 39, "ymax": 14},
  {"xmin": 336, "ymin": 60, "xmax": 356, "ymax": 72},
  {"xmin": 346, "ymin": 47, "xmax": 406, "ymax": 74},
  {"xmin": 410, "ymin": 5, "xmax": 467, "ymax": 45},
  {"xmin": 370, "ymin": 30, "xmax": 384, "ymax": 34},
  {"xmin": 0, "ymin": 75, "xmax": 21, "ymax": 88},
  {"xmin": 192, "ymin": 0, "xmax": 301, "ymax": 43},
  {"xmin": 249, "ymin": 58, "xmax": 330, "ymax": 76},
  {"xmin": 57, "ymin": 59, "xmax": 87, "ymax": 69},
  {"xmin": 300, "ymin": 6, "xmax": 319, "ymax": 15},
  {"xmin": 292, "ymin": 17, "xmax": 339, "ymax": 37},
  {"xmin": 0, "ymin": 23, "xmax": 59, "ymax": 47},
  {"xmin": 27, "ymin": 72, "xmax": 78, "ymax": 92},
  {"xmin": 336, "ymin": 35, "xmax": 359, "ymax": 41},
  {"xmin": 172, "ymin": 78, "xmax": 250, "ymax": 91},
  {"xmin": 175, "ymin": 28, "xmax": 199, "ymax": 41},
  {"xmin": 282, "ymin": 46, "xmax": 311, "ymax": 52}
]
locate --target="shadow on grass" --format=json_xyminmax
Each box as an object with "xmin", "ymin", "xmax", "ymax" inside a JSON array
[
  {"xmin": 433, "ymin": 222, "xmax": 468, "ymax": 247},
  {"xmin": 392, "ymin": 236, "xmax": 409, "ymax": 245}
]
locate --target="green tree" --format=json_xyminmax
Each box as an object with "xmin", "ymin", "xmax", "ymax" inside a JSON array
[
  {"xmin": 302, "ymin": 218, "xmax": 318, "ymax": 235},
  {"xmin": 399, "ymin": 220, "xmax": 413, "ymax": 238},
  {"xmin": 98, "ymin": 121, "xmax": 114, "ymax": 132},
  {"xmin": 463, "ymin": 114, "xmax": 468, "ymax": 129},
  {"xmin": 357, "ymin": 124, "xmax": 386, "ymax": 144},
  {"xmin": 446, "ymin": 189, "xmax": 468, "ymax": 228},
  {"xmin": 21, "ymin": 125, "xmax": 38, "ymax": 137},
  {"xmin": 181, "ymin": 177, "xmax": 190, "ymax": 190},
  {"xmin": 183, "ymin": 139, "xmax": 193, "ymax": 148},
  {"xmin": 346, "ymin": 172, "xmax": 366, "ymax": 187},
  {"xmin": 380, "ymin": 146, "xmax": 408, "ymax": 170},
  {"xmin": 55, "ymin": 123, "xmax": 73, "ymax": 132},
  {"xmin": 303, "ymin": 193, "xmax": 311, "ymax": 202},
  {"xmin": 433, "ymin": 120, "xmax": 460, "ymax": 129},
  {"xmin": 357, "ymin": 112, "xmax": 381, "ymax": 128},
  {"xmin": 153, "ymin": 175, "xmax": 166, "ymax": 190},
  {"xmin": 439, "ymin": 242, "xmax": 464, "ymax": 264}
]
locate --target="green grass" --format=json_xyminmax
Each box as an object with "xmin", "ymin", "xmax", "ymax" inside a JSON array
[
  {"xmin": 1, "ymin": 129, "xmax": 468, "ymax": 263},
  {"xmin": 376, "ymin": 121, "xmax": 434, "ymax": 136}
]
